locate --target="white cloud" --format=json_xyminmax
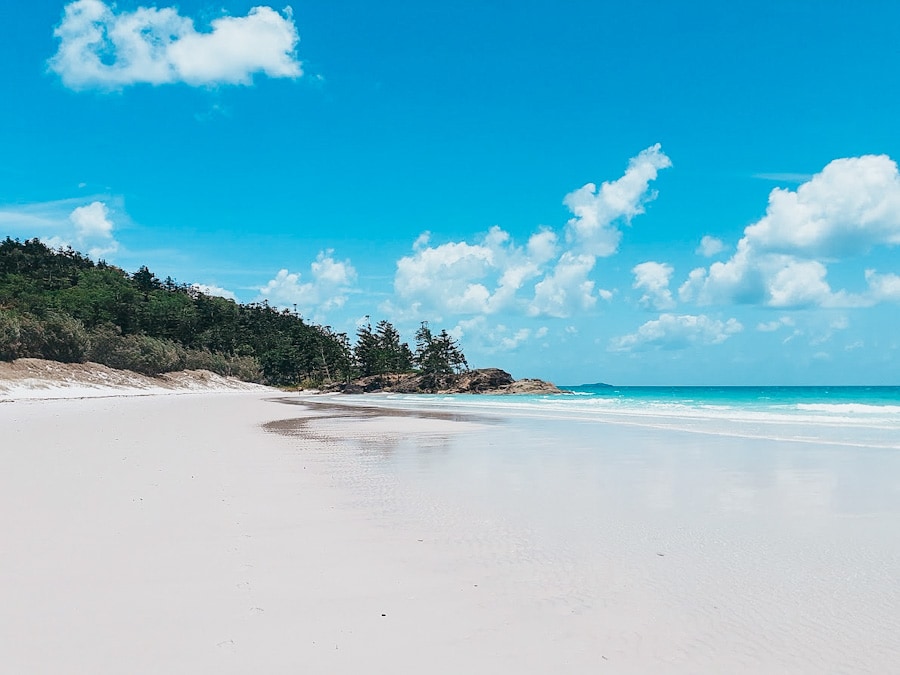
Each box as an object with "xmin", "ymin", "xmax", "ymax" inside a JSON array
[
  {"xmin": 680, "ymin": 247, "xmax": 859, "ymax": 308},
  {"xmin": 610, "ymin": 314, "xmax": 743, "ymax": 352},
  {"xmin": 191, "ymin": 283, "xmax": 236, "ymax": 301},
  {"xmin": 563, "ymin": 143, "xmax": 671, "ymax": 257},
  {"xmin": 632, "ymin": 261, "xmax": 675, "ymax": 310},
  {"xmin": 529, "ymin": 252, "xmax": 597, "ymax": 318},
  {"xmin": 681, "ymin": 154, "xmax": 900, "ymax": 309},
  {"xmin": 70, "ymin": 201, "xmax": 113, "ymax": 238},
  {"xmin": 395, "ymin": 228, "xmax": 507, "ymax": 315},
  {"xmin": 394, "ymin": 225, "xmax": 559, "ymax": 318},
  {"xmin": 757, "ymin": 316, "xmax": 794, "ymax": 332},
  {"xmin": 49, "ymin": 1, "xmax": 302, "ymax": 90},
  {"xmin": 391, "ymin": 146, "xmax": 668, "ymax": 320},
  {"xmin": 765, "ymin": 257, "xmax": 834, "ymax": 308},
  {"xmin": 69, "ymin": 201, "xmax": 119, "ymax": 257},
  {"xmin": 452, "ymin": 317, "xmax": 536, "ymax": 354},
  {"xmin": 865, "ymin": 269, "xmax": 900, "ymax": 302},
  {"xmin": 1, "ymin": 198, "xmax": 122, "ymax": 259},
  {"xmin": 744, "ymin": 155, "xmax": 900, "ymax": 257},
  {"xmin": 259, "ymin": 250, "xmax": 356, "ymax": 318},
  {"xmin": 499, "ymin": 328, "xmax": 532, "ymax": 351},
  {"xmin": 696, "ymin": 235, "xmax": 725, "ymax": 257}
]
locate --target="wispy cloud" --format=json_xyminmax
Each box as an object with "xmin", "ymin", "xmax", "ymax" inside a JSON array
[{"xmin": 752, "ymin": 172, "xmax": 814, "ymax": 183}]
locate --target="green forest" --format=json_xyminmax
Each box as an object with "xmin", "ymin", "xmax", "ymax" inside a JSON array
[{"xmin": 0, "ymin": 237, "xmax": 467, "ymax": 388}]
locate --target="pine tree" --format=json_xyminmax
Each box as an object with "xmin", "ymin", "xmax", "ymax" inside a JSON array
[
  {"xmin": 353, "ymin": 319, "xmax": 379, "ymax": 376},
  {"xmin": 414, "ymin": 321, "xmax": 468, "ymax": 390},
  {"xmin": 374, "ymin": 319, "xmax": 413, "ymax": 373}
]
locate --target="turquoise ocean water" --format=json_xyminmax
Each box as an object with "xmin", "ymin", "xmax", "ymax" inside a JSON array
[{"xmin": 331, "ymin": 385, "xmax": 900, "ymax": 449}]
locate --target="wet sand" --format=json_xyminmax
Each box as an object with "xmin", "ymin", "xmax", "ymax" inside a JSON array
[{"xmin": 2, "ymin": 391, "xmax": 899, "ymax": 673}]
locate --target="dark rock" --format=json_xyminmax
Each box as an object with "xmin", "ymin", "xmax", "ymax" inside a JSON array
[{"xmin": 446, "ymin": 368, "xmax": 514, "ymax": 393}]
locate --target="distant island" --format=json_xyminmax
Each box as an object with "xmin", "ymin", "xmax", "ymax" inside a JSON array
[{"xmin": 0, "ymin": 237, "xmax": 560, "ymax": 394}]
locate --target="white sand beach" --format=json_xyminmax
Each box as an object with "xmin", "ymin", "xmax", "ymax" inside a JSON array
[{"xmin": 2, "ymin": 386, "xmax": 899, "ymax": 673}]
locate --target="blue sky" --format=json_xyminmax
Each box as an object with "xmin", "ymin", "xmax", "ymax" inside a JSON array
[{"xmin": 3, "ymin": 0, "xmax": 900, "ymax": 385}]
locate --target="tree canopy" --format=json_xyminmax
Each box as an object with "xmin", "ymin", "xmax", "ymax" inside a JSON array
[{"xmin": 0, "ymin": 237, "xmax": 467, "ymax": 387}]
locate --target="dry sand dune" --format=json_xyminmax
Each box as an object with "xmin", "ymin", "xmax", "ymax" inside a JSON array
[{"xmin": 0, "ymin": 358, "xmax": 270, "ymax": 401}]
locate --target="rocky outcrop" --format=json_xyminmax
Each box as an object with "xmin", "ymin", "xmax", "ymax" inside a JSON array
[
  {"xmin": 322, "ymin": 368, "xmax": 563, "ymax": 395},
  {"xmin": 497, "ymin": 378, "xmax": 563, "ymax": 394},
  {"xmin": 446, "ymin": 368, "xmax": 513, "ymax": 392}
]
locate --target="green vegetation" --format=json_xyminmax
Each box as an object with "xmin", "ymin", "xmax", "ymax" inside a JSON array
[
  {"xmin": 0, "ymin": 237, "xmax": 467, "ymax": 387},
  {"xmin": 414, "ymin": 321, "xmax": 468, "ymax": 390},
  {"xmin": 353, "ymin": 318, "xmax": 415, "ymax": 377}
]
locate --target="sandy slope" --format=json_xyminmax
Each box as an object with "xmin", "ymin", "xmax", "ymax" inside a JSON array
[{"xmin": 0, "ymin": 358, "xmax": 271, "ymax": 400}]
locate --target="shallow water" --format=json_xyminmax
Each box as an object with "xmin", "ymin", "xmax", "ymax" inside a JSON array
[
  {"xmin": 323, "ymin": 386, "xmax": 900, "ymax": 449},
  {"xmin": 278, "ymin": 393, "xmax": 900, "ymax": 672}
]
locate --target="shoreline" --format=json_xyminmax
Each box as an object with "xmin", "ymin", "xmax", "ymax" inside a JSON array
[{"xmin": 3, "ymin": 391, "xmax": 899, "ymax": 672}]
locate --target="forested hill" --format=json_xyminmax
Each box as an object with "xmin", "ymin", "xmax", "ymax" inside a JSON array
[{"xmin": 0, "ymin": 237, "xmax": 466, "ymax": 387}]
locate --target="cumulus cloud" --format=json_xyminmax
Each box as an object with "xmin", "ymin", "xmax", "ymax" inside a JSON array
[
  {"xmin": 1, "ymin": 198, "xmax": 121, "ymax": 258},
  {"xmin": 563, "ymin": 143, "xmax": 671, "ymax": 257},
  {"xmin": 696, "ymin": 235, "xmax": 725, "ymax": 257},
  {"xmin": 392, "ymin": 145, "xmax": 669, "ymax": 320},
  {"xmin": 609, "ymin": 314, "xmax": 743, "ymax": 352},
  {"xmin": 529, "ymin": 252, "xmax": 597, "ymax": 317},
  {"xmin": 68, "ymin": 201, "xmax": 119, "ymax": 257},
  {"xmin": 681, "ymin": 154, "xmax": 900, "ymax": 309},
  {"xmin": 70, "ymin": 201, "xmax": 113, "ymax": 238},
  {"xmin": 744, "ymin": 155, "xmax": 900, "ymax": 257},
  {"xmin": 865, "ymin": 269, "xmax": 900, "ymax": 302},
  {"xmin": 632, "ymin": 261, "xmax": 675, "ymax": 310},
  {"xmin": 49, "ymin": 0, "xmax": 302, "ymax": 90},
  {"xmin": 191, "ymin": 283, "xmax": 237, "ymax": 301},
  {"xmin": 394, "ymin": 226, "xmax": 563, "ymax": 318},
  {"xmin": 258, "ymin": 250, "xmax": 356, "ymax": 318},
  {"xmin": 680, "ymin": 245, "xmax": 856, "ymax": 308}
]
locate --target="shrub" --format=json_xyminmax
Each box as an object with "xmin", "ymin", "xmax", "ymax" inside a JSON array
[
  {"xmin": 16, "ymin": 313, "xmax": 47, "ymax": 358},
  {"xmin": 34, "ymin": 312, "xmax": 90, "ymax": 363},
  {"xmin": 88, "ymin": 326, "xmax": 184, "ymax": 375},
  {"xmin": 182, "ymin": 348, "xmax": 262, "ymax": 382},
  {"xmin": 0, "ymin": 310, "xmax": 22, "ymax": 360}
]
